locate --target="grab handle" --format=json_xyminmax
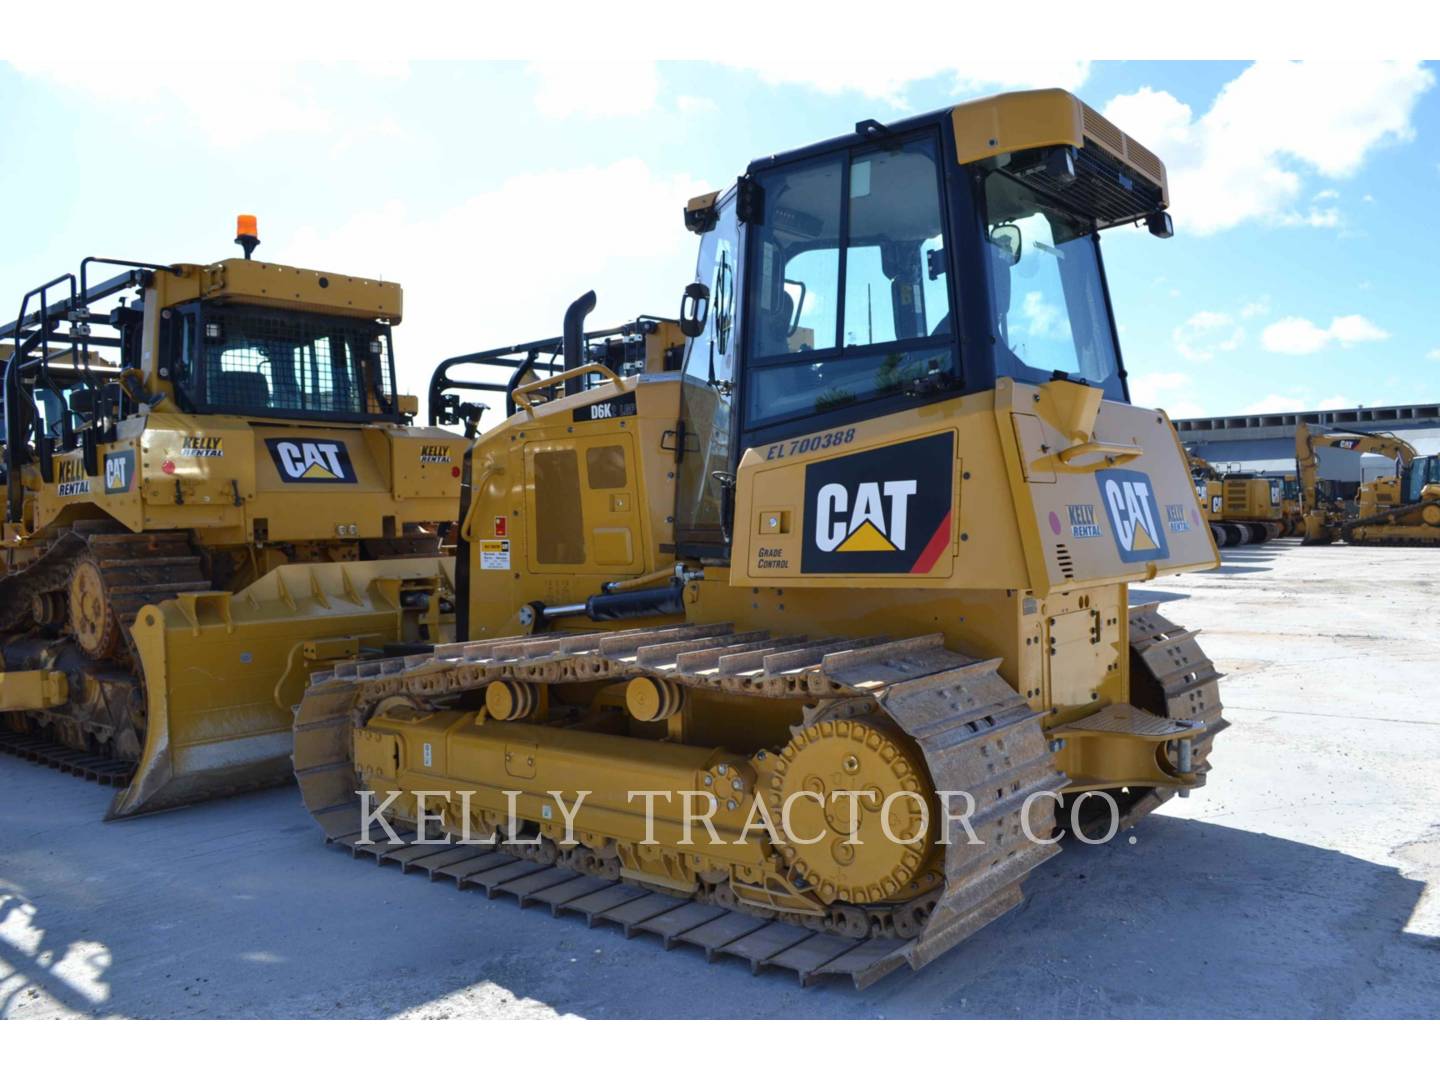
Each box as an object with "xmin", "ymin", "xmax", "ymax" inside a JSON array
[
  {"xmin": 511, "ymin": 363, "xmax": 624, "ymax": 415},
  {"xmin": 1056, "ymin": 441, "xmax": 1143, "ymax": 470}
]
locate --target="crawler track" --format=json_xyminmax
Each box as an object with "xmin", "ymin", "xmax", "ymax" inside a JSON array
[
  {"xmin": 293, "ymin": 608, "xmax": 1222, "ymax": 987},
  {"xmin": 324, "ymin": 826, "xmax": 964, "ymax": 988},
  {"xmin": 1340, "ymin": 498, "xmax": 1440, "ymax": 546},
  {"xmin": 0, "ymin": 729, "xmax": 134, "ymax": 785},
  {"xmin": 0, "ymin": 525, "xmax": 208, "ymax": 763},
  {"xmin": 295, "ymin": 621, "xmax": 1066, "ymax": 987},
  {"xmin": 1120, "ymin": 603, "xmax": 1227, "ymax": 826}
]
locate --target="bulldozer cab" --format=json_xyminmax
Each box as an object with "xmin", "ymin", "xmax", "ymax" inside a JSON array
[
  {"xmin": 1403, "ymin": 455, "xmax": 1440, "ymax": 504},
  {"xmin": 4, "ymin": 253, "xmax": 404, "ymax": 518},
  {"xmin": 163, "ymin": 302, "xmax": 399, "ymax": 423},
  {"xmin": 675, "ymin": 91, "xmax": 1175, "ymax": 567},
  {"xmin": 0, "ymin": 237, "xmax": 463, "ymax": 551}
]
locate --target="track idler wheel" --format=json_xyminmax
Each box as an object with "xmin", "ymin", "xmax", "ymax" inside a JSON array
[
  {"xmin": 759, "ymin": 716, "xmax": 933, "ymax": 907},
  {"xmin": 68, "ymin": 556, "xmax": 121, "ymax": 658}
]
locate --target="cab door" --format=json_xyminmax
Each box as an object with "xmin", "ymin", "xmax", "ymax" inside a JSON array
[{"xmin": 673, "ymin": 190, "xmax": 742, "ymax": 557}]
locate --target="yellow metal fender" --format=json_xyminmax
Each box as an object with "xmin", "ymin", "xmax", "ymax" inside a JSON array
[{"xmin": 110, "ymin": 556, "xmax": 454, "ymax": 819}]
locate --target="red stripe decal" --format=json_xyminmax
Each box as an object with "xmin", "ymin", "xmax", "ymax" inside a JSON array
[{"xmin": 909, "ymin": 510, "xmax": 952, "ymax": 574}]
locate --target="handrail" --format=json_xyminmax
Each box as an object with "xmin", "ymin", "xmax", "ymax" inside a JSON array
[{"xmin": 510, "ymin": 362, "xmax": 625, "ymax": 415}]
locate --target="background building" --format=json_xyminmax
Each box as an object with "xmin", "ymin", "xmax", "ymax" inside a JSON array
[{"xmin": 1175, "ymin": 402, "xmax": 1440, "ymax": 486}]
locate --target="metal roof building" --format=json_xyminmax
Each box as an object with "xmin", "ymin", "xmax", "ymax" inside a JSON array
[{"xmin": 1174, "ymin": 401, "xmax": 1440, "ymax": 482}]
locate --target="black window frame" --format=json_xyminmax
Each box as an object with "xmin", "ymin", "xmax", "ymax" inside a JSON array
[
  {"xmin": 167, "ymin": 300, "xmax": 404, "ymax": 424},
  {"xmin": 737, "ymin": 125, "xmax": 966, "ymax": 446}
]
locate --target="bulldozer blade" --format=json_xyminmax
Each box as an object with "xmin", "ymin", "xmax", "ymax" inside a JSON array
[{"xmin": 106, "ymin": 555, "xmax": 454, "ymax": 820}]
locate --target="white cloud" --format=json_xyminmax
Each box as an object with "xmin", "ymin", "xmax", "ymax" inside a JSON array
[
  {"xmin": 1261, "ymin": 314, "xmax": 1390, "ymax": 355},
  {"xmin": 1317, "ymin": 395, "xmax": 1355, "ymax": 410},
  {"xmin": 1428, "ymin": 348, "xmax": 1440, "ymax": 361},
  {"xmin": 1128, "ymin": 369, "xmax": 1193, "ymax": 410},
  {"xmin": 1172, "ymin": 311, "xmax": 1244, "ymax": 361},
  {"xmin": 1239, "ymin": 296, "xmax": 1271, "ymax": 319},
  {"xmin": 273, "ymin": 159, "xmax": 708, "ymax": 412},
  {"xmin": 1166, "ymin": 401, "xmax": 1206, "ymax": 419},
  {"xmin": 726, "ymin": 61, "xmax": 1089, "ymax": 109},
  {"xmin": 676, "ymin": 95, "xmax": 718, "ymax": 113},
  {"xmin": 1277, "ymin": 204, "xmax": 1341, "ymax": 228},
  {"xmin": 529, "ymin": 61, "xmax": 661, "ymax": 118},
  {"xmin": 1104, "ymin": 62, "xmax": 1433, "ymax": 234},
  {"xmin": 6, "ymin": 60, "xmax": 400, "ymax": 147},
  {"xmin": 1242, "ymin": 393, "xmax": 1310, "ymax": 415}
]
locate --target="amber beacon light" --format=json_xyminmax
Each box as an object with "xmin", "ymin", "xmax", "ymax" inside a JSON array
[{"xmin": 235, "ymin": 214, "xmax": 260, "ymax": 259}]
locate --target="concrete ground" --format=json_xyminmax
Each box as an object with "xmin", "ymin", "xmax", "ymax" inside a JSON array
[{"xmin": 3, "ymin": 540, "xmax": 1437, "ymax": 1019}]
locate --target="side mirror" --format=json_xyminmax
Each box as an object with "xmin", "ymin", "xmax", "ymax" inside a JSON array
[
  {"xmin": 1146, "ymin": 211, "xmax": 1174, "ymax": 239},
  {"xmin": 989, "ymin": 224, "xmax": 1022, "ymax": 266},
  {"xmin": 679, "ymin": 282, "xmax": 710, "ymax": 339}
]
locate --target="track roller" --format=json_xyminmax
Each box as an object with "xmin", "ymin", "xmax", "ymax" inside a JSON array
[
  {"xmin": 485, "ymin": 680, "xmax": 537, "ymax": 721},
  {"xmin": 624, "ymin": 676, "xmax": 686, "ymax": 722}
]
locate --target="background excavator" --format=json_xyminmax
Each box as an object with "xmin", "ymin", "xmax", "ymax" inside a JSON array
[
  {"xmin": 1295, "ymin": 420, "xmax": 1440, "ymax": 545},
  {"xmin": 0, "ymin": 220, "xmax": 464, "ymax": 818},
  {"xmin": 292, "ymin": 89, "xmax": 1227, "ymax": 988}
]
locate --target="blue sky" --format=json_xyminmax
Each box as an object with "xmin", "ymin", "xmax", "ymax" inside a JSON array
[{"xmin": 1, "ymin": 60, "xmax": 1435, "ymax": 421}]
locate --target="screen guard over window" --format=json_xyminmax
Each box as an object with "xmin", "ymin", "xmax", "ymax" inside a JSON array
[
  {"xmin": 172, "ymin": 304, "xmax": 398, "ymax": 420},
  {"xmin": 745, "ymin": 135, "xmax": 954, "ymax": 430}
]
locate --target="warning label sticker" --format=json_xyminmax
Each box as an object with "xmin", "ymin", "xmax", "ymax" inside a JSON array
[{"xmin": 479, "ymin": 539, "xmax": 511, "ymax": 570}]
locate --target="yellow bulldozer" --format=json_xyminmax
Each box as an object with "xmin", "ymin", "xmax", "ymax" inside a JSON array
[
  {"xmin": 292, "ymin": 89, "xmax": 1228, "ymax": 987},
  {"xmin": 0, "ymin": 220, "xmax": 465, "ymax": 818},
  {"xmin": 1274, "ymin": 473, "xmax": 1304, "ymax": 537},
  {"xmin": 1296, "ymin": 420, "xmax": 1440, "ymax": 545},
  {"xmin": 1186, "ymin": 450, "xmax": 1284, "ymax": 545}
]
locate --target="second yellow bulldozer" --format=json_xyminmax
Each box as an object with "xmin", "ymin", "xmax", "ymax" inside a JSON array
[
  {"xmin": 292, "ymin": 90, "xmax": 1227, "ymax": 987},
  {"xmin": 1186, "ymin": 449, "xmax": 1284, "ymax": 545},
  {"xmin": 0, "ymin": 221, "xmax": 464, "ymax": 818}
]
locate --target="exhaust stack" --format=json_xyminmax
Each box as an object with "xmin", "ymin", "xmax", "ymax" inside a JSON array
[{"xmin": 562, "ymin": 290, "xmax": 596, "ymax": 399}]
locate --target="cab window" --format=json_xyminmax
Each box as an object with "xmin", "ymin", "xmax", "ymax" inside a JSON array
[
  {"xmin": 981, "ymin": 171, "xmax": 1124, "ymax": 397},
  {"xmin": 171, "ymin": 303, "xmax": 398, "ymax": 420},
  {"xmin": 744, "ymin": 134, "xmax": 955, "ymax": 431}
]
